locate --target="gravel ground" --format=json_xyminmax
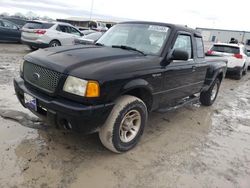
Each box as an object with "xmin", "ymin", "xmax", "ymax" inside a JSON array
[{"xmin": 0, "ymin": 43, "xmax": 250, "ymax": 188}]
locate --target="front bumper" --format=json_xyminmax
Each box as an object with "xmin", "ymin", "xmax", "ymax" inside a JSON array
[{"xmin": 14, "ymin": 77, "xmax": 114, "ymax": 133}]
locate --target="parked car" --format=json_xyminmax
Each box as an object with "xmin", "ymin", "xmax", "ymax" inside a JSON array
[
  {"xmin": 74, "ymin": 32, "xmax": 104, "ymax": 45},
  {"xmin": 1, "ymin": 17, "xmax": 26, "ymax": 28},
  {"xmin": 14, "ymin": 21, "xmax": 227, "ymax": 153},
  {"xmin": 206, "ymin": 43, "xmax": 249, "ymax": 79},
  {"xmin": 80, "ymin": 29, "xmax": 97, "ymax": 36},
  {"xmin": 0, "ymin": 18, "xmax": 21, "ymax": 42},
  {"xmin": 77, "ymin": 26, "xmax": 90, "ymax": 31},
  {"xmin": 21, "ymin": 20, "xmax": 83, "ymax": 50},
  {"xmin": 89, "ymin": 21, "xmax": 108, "ymax": 31}
]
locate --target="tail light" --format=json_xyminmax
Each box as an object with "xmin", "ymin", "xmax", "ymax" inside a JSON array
[
  {"xmin": 35, "ymin": 30, "xmax": 46, "ymax": 35},
  {"xmin": 206, "ymin": 50, "xmax": 213, "ymax": 55},
  {"xmin": 234, "ymin": 53, "xmax": 243, "ymax": 59}
]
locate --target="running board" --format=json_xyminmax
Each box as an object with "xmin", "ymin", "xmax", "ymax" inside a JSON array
[{"xmin": 157, "ymin": 96, "xmax": 199, "ymax": 113}]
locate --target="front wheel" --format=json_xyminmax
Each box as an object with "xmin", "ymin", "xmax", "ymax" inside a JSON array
[
  {"xmin": 99, "ymin": 95, "xmax": 148, "ymax": 153},
  {"xmin": 200, "ymin": 78, "xmax": 221, "ymax": 106}
]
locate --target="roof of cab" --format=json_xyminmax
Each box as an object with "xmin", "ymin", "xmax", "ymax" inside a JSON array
[{"xmin": 119, "ymin": 21, "xmax": 202, "ymax": 36}]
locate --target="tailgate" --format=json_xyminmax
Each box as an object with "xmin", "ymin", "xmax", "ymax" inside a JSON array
[{"xmin": 21, "ymin": 29, "xmax": 39, "ymax": 40}]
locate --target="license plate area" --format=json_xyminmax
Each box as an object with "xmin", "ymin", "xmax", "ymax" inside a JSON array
[{"xmin": 24, "ymin": 93, "xmax": 37, "ymax": 111}]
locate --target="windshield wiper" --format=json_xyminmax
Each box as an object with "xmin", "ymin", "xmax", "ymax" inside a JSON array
[{"xmin": 112, "ymin": 45, "xmax": 146, "ymax": 56}]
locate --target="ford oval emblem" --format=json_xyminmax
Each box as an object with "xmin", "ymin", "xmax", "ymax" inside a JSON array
[{"xmin": 33, "ymin": 73, "xmax": 40, "ymax": 81}]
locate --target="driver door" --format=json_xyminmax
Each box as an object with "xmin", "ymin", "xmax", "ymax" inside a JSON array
[{"xmin": 160, "ymin": 32, "xmax": 197, "ymax": 106}]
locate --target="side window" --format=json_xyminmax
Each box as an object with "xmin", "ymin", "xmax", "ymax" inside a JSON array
[
  {"xmin": 57, "ymin": 25, "xmax": 69, "ymax": 33},
  {"xmin": 69, "ymin": 27, "xmax": 81, "ymax": 36},
  {"xmin": 243, "ymin": 47, "xmax": 249, "ymax": 56},
  {"xmin": 195, "ymin": 37, "xmax": 205, "ymax": 58},
  {"xmin": 2, "ymin": 20, "xmax": 17, "ymax": 29},
  {"xmin": 246, "ymin": 39, "xmax": 250, "ymax": 46},
  {"xmin": 0, "ymin": 21, "xmax": 3, "ymax": 27},
  {"xmin": 173, "ymin": 34, "xmax": 192, "ymax": 59}
]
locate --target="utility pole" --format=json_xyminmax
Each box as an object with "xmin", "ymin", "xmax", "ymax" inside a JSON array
[
  {"xmin": 242, "ymin": 31, "xmax": 245, "ymax": 44},
  {"xmin": 89, "ymin": 0, "xmax": 94, "ymax": 21}
]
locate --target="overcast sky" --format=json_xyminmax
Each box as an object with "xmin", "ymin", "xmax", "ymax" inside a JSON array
[{"xmin": 0, "ymin": 0, "xmax": 249, "ymax": 30}]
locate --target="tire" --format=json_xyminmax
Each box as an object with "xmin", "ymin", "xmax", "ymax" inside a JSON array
[
  {"xmin": 99, "ymin": 95, "xmax": 148, "ymax": 153},
  {"xmin": 243, "ymin": 65, "xmax": 247, "ymax": 75},
  {"xmin": 235, "ymin": 68, "xmax": 243, "ymax": 80},
  {"xmin": 49, "ymin": 40, "xmax": 61, "ymax": 47},
  {"xmin": 200, "ymin": 78, "xmax": 221, "ymax": 106},
  {"xmin": 29, "ymin": 45, "xmax": 38, "ymax": 51}
]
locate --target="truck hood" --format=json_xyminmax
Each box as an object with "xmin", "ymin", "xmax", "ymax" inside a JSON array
[{"xmin": 24, "ymin": 45, "xmax": 161, "ymax": 80}]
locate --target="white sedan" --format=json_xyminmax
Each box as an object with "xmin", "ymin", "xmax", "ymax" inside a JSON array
[
  {"xmin": 21, "ymin": 20, "xmax": 83, "ymax": 50},
  {"xmin": 207, "ymin": 43, "xmax": 249, "ymax": 79}
]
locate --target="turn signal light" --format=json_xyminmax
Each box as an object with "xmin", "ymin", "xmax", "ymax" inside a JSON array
[{"xmin": 86, "ymin": 81, "xmax": 100, "ymax": 97}]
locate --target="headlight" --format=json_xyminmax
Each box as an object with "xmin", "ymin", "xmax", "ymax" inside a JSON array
[{"xmin": 63, "ymin": 76, "xmax": 100, "ymax": 97}]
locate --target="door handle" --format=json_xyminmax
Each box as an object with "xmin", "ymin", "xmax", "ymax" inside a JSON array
[{"xmin": 192, "ymin": 66, "xmax": 196, "ymax": 72}]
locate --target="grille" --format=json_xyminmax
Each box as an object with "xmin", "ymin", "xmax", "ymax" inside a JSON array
[{"xmin": 23, "ymin": 61, "xmax": 61, "ymax": 93}]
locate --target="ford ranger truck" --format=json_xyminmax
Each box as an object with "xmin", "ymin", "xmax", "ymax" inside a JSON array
[{"xmin": 14, "ymin": 21, "xmax": 227, "ymax": 153}]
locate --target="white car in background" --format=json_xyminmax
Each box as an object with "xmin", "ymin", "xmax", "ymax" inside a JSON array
[
  {"xmin": 21, "ymin": 21, "xmax": 83, "ymax": 50},
  {"xmin": 206, "ymin": 43, "xmax": 249, "ymax": 79}
]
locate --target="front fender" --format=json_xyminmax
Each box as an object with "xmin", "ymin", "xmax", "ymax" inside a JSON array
[{"xmin": 122, "ymin": 78, "xmax": 153, "ymax": 94}]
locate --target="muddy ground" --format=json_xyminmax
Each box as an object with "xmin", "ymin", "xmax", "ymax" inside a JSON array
[{"xmin": 0, "ymin": 43, "xmax": 250, "ymax": 188}]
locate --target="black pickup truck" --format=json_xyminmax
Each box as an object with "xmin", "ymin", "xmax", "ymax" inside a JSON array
[{"xmin": 14, "ymin": 21, "xmax": 227, "ymax": 153}]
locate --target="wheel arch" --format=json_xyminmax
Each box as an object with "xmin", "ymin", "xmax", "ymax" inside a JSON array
[
  {"xmin": 121, "ymin": 79, "xmax": 154, "ymax": 111},
  {"xmin": 216, "ymin": 71, "xmax": 224, "ymax": 82},
  {"xmin": 49, "ymin": 39, "xmax": 61, "ymax": 46}
]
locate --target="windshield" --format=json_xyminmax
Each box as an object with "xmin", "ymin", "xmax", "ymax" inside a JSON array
[
  {"xmin": 23, "ymin": 22, "xmax": 54, "ymax": 29},
  {"xmin": 97, "ymin": 23, "xmax": 170, "ymax": 55}
]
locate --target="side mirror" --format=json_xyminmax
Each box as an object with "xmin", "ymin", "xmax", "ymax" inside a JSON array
[{"xmin": 171, "ymin": 49, "xmax": 189, "ymax": 61}]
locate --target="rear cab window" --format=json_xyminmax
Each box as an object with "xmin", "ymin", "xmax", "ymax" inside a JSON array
[
  {"xmin": 211, "ymin": 45, "xmax": 240, "ymax": 54},
  {"xmin": 23, "ymin": 22, "xmax": 54, "ymax": 29},
  {"xmin": 195, "ymin": 37, "xmax": 205, "ymax": 58}
]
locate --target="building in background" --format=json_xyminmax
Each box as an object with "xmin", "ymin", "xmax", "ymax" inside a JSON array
[
  {"xmin": 57, "ymin": 15, "xmax": 131, "ymax": 31},
  {"xmin": 197, "ymin": 27, "xmax": 250, "ymax": 50}
]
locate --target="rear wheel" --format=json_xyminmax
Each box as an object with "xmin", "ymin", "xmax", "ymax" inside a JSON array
[
  {"xmin": 49, "ymin": 40, "xmax": 61, "ymax": 47},
  {"xmin": 99, "ymin": 95, "xmax": 148, "ymax": 153},
  {"xmin": 235, "ymin": 68, "xmax": 243, "ymax": 80},
  {"xmin": 200, "ymin": 78, "xmax": 221, "ymax": 106},
  {"xmin": 243, "ymin": 64, "xmax": 247, "ymax": 75}
]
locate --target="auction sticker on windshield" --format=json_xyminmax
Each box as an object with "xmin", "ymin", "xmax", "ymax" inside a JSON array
[{"xmin": 148, "ymin": 25, "xmax": 169, "ymax": 32}]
